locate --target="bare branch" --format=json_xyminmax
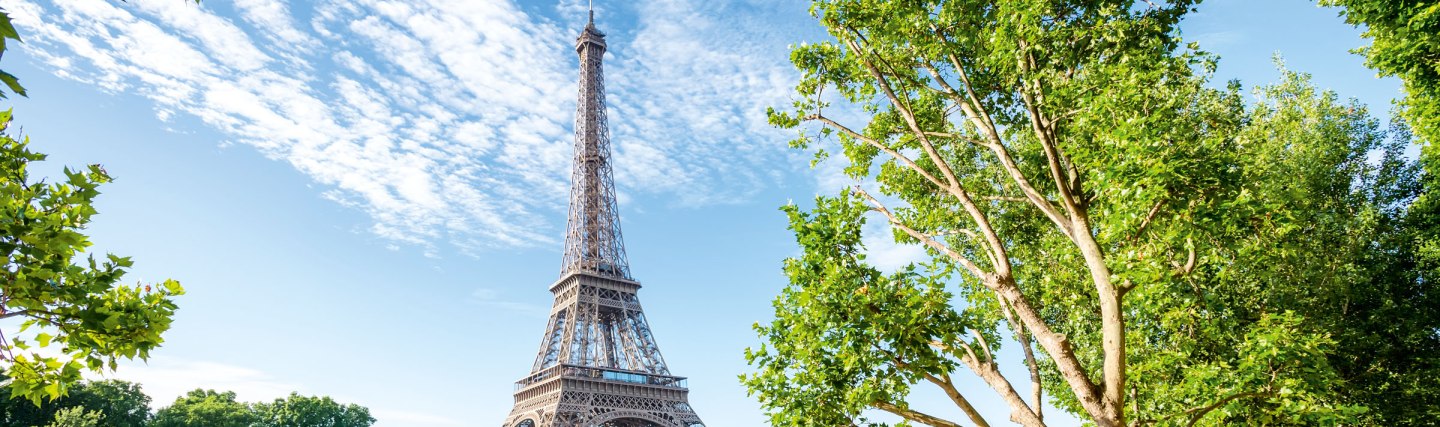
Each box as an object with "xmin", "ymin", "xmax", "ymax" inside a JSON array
[
  {"xmin": 1179, "ymin": 392, "xmax": 1272, "ymax": 427},
  {"xmin": 999, "ymin": 298, "xmax": 1045, "ymax": 421},
  {"xmin": 854, "ymin": 187, "xmax": 989, "ymax": 281},
  {"xmin": 956, "ymin": 342, "xmax": 1048, "ymax": 427},
  {"xmin": 926, "ymin": 25, "xmax": 999, "ymax": 135},
  {"xmin": 922, "ymin": 131, "xmax": 987, "ymax": 146},
  {"xmin": 842, "ymin": 30, "xmax": 963, "ymax": 191},
  {"xmin": 927, "ymin": 373, "xmax": 994, "ymax": 427},
  {"xmin": 969, "ymin": 328, "xmax": 995, "ymax": 364},
  {"xmin": 804, "ymin": 113, "xmax": 949, "ymax": 190},
  {"xmin": 982, "ymin": 195, "xmax": 1044, "ymax": 203},
  {"xmin": 1132, "ymin": 198, "xmax": 1168, "ymax": 241},
  {"xmin": 1015, "ymin": 39, "xmax": 1083, "ymax": 223},
  {"xmin": 879, "ymin": 345, "xmax": 994, "ymax": 427},
  {"xmin": 874, "ymin": 401, "xmax": 963, "ymax": 427},
  {"xmin": 923, "ymin": 27, "xmax": 1073, "ymax": 235},
  {"xmin": 1173, "ymin": 238, "xmax": 1197, "ymax": 277}
]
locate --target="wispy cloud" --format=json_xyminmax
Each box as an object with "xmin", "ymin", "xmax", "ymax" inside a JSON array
[
  {"xmin": 2, "ymin": 0, "xmax": 801, "ymax": 253},
  {"xmin": 607, "ymin": 0, "xmax": 800, "ymax": 206}
]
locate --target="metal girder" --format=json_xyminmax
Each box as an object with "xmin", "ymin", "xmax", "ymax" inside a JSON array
[{"xmin": 560, "ymin": 15, "xmax": 630, "ymax": 282}]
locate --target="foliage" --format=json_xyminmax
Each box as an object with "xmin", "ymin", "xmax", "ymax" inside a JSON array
[
  {"xmin": 1320, "ymin": 1, "xmax": 1440, "ymax": 424},
  {"xmin": 63, "ymin": 380, "xmax": 151, "ymax": 427},
  {"xmin": 150, "ymin": 390, "xmax": 257, "ymax": 427},
  {"xmin": 0, "ymin": 379, "xmax": 152, "ymax": 427},
  {"xmin": 0, "ymin": 110, "xmax": 184, "ymax": 404},
  {"xmin": 1323, "ymin": 118, "xmax": 1440, "ymax": 425},
  {"xmin": 743, "ymin": 1, "xmax": 1422, "ymax": 426},
  {"xmin": 152, "ymin": 389, "xmax": 375, "ymax": 427},
  {"xmin": 46, "ymin": 406, "xmax": 103, "ymax": 427},
  {"xmin": 253, "ymin": 393, "xmax": 375, "ymax": 427},
  {"xmin": 1121, "ymin": 68, "xmax": 1407, "ymax": 425}
]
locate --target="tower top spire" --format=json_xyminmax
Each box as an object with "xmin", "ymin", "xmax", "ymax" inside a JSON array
[
  {"xmin": 561, "ymin": 1, "xmax": 628, "ymax": 280},
  {"xmin": 588, "ymin": 0, "xmax": 594, "ymax": 24}
]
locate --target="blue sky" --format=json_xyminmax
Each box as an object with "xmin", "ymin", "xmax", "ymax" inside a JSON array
[{"xmin": 0, "ymin": 0, "xmax": 1400, "ymax": 426}]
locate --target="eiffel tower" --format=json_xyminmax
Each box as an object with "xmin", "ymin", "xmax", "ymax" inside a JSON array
[{"xmin": 501, "ymin": 8, "xmax": 705, "ymax": 427}]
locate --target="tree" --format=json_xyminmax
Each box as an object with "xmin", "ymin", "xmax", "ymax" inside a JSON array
[
  {"xmin": 0, "ymin": 110, "xmax": 185, "ymax": 404},
  {"xmin": 1318, "ymin": 2, "xmax": 1440, "ymax": 423},
  {"xmin": 743, "ymin": 1, "xmax": 1397, "ymax": 426},
  {"xmin": 152, "ymin": 389, "xmax": 375, "ymax": 427},
  {"xmin": 151, "ymin": 390, "xmax": 257, "ymax": 427},
  {"xmin": 1314, "ymin": 117, "xmax": 1440, "ymax": 426},
  {"xmin": 0, "ymin": 379, "xmax": 151, "ymax": 426},
  {"xmin": 254, "ymin": 393, "xmax": 375, "ymax": 427},
  {"xmin": 63, "ymin": 380, "xmax": 151, "ymax": 427},
  {"xmin": 45, "ymin": 406, "xmax": 102, "ymax": 427}
]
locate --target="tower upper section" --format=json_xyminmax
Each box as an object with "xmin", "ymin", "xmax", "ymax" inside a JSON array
[{"xmin": 560, "ymin": 13, "xmax": 630, "ymax": 281}]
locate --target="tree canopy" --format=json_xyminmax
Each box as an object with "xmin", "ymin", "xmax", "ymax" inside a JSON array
[
  {"xmin": 0, "ymin": 379, "xmax": 151, "ymax": 426},
  {"xmin": 150, "ymin": 390, "xmax": 257, "ymax": 427},
  {"xmin": 745, "ymin": 1, "xmax": 1439, "ymax": 426},
  {"xmin": 253, "ymin": 393, "xmax": 375, "ymax": 427},
  {"xmin": 46, "ymin": 406, "xmax": 103, "ymax": 427},
  {"xmin": 151, "ymin": 389, "xmax": 376, "ymax": 427}
]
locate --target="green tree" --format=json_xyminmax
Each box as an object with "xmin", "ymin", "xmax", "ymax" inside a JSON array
[
  {"xmin": 254, "ymin": 393, "xmax": 375, "ymax": 427},
  {"xmin": 743, "ymin": 1, "xmax": 1396, "ymax": 426},
  {"xmin": 1130, "ymin": 66, "xmax": 1416, "ymax": 426},
  {"xmin": 45, "ymin": 406, "xmax": 102, "ymax": 427},
  {"xmin": 150, "ymin": 390, "xmax": 256, "ymax": 427},
  {"xmin": 1318, "ymin": 1, "xmax": 1440, "ymax": 423},
  {"xmin": 63, "ymin": 380, "xmax": 150, "ymax": 427},
  {"xmin": 0, "ymin": 379, "xmax": 151, "ymax": 426},
  {"xmin": 0, "ymin": 111, "xmax": 184, "ymax": 404},
  {"xmin": 1319, "ymin": 116, "xmax": 1440, "ymax": 425}
]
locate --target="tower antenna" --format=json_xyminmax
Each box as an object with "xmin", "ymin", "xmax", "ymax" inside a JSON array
[{"xmin": 588, "ymin": 0, "xmax": 594, "ymax": 24}]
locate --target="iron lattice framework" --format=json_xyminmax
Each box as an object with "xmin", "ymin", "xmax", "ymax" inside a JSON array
[
  {"xmin": 561, "ymin": 11, "xmax": 629, "ymax": 282},
  {"xmin": 503, "ymin": 12, "xmax": 704, "ymax": 427}
]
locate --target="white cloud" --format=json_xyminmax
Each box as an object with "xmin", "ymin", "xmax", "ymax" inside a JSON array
[
  {"xmin": 607, "ymin": 0, "xmax": 800, "ymax": 206},
  {"xmin": 2, "ymin": 0, "xmax": 803, "ymax": 254},
  {"xmin": 233, "ymin": 0, "xmax": 320, "ymax": 56}
]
